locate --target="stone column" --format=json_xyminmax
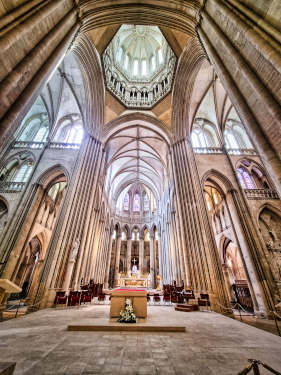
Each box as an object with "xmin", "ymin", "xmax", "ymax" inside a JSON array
[
  {"xmin": 126, "ymin": 236, "xmax": 132, "ymax": 275},
  {"xmin": 171, "ymin": 138, "xmax": 231, "ymax": 311},
  {"xmin": 104, "ymin": 230, "xmax": 114, "ymax": 289},
  {"xmin": 149, "ymin": 232, "xmax": 155, "ymax": 289},
  {"xmin": 157, "ymin": 233, "xmax": 163, "ymax": 289},
  {"xmin": 139, "ymin": 236, "xmax": 144, "ymax": 275},
  {"xmin": 114, "ymin": 234, "xmax": 122, "ymax": 287},
  {"xmin": 62, "ymin": 259, "xmax": 76, "ymax": 291}
]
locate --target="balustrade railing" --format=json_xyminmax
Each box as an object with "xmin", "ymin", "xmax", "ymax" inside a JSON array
[
  {"xmin": 227, "ymin": 148, "xmax": 256, "ymax": 155},
  {"xmin": 13, "ymin": 141, "xmax": 45, "ymax": 149},
  {"xmin": 244, "ymin": 189, "xmax": 279, "ymax": 200},
  {"xmin": 48, "ymin": 142, "xmax": 80, "ymax": 150},
  {"xmin": 194, "ymin": 147, "xmax": 223, "ymax": 154},
  {"xmin": 114, "ymin": 213, "xmax": 158, "ymax": 224},
  {"xmin": 0, "ymin": 181, "xmax": 25, "ymax": 193}
]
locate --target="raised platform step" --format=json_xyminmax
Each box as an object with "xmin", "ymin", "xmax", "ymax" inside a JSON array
[
  {"xmin": 67, "ymin": 324, "xmax": 186, "ymax": 332},
  {"xmin": 175, "ymin": 304, "xmax": 199, "ymax": 312}
]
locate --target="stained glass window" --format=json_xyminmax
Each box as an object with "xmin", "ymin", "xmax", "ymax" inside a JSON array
[
  {"xmin": 133, "ymin": 193, "xmax": 140, "ymax": 211},
  {"xmin": 123, "ymin": 193, "xmax": 129, "ymax": 211},
  {"xmin": 237, "ymin": 167, "xmax": 255, "ymax": 189},
  {"xmin": 144, "ymin": 193, "xmax": 149, "ymax": 211}
]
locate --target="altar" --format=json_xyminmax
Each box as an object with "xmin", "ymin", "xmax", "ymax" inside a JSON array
[
  {"xmin": 110, "ymin": 288, "xmax": 147, "ymax": 318},
  {"xmin": 117, "ymin": 263, "xmax": 151, "ymax": 288},
  {"xmin": 118, "ymin": 275, "xmax": 150, "ymax": 287}
]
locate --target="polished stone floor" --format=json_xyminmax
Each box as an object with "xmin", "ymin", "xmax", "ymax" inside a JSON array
[{"xmin": 1, "ymin": 305, "xmax": 281, "ymax": 375}]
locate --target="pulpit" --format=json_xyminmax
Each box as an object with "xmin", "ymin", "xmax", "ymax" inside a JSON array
[{"xmin": 110, "ymin": 289, "xmax": 147, "ymax": 318}]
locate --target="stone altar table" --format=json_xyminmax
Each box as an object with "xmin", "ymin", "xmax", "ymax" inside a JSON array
[{"xmin": 110, "ymin": 289, "xmax": 147, "ymax": 318}]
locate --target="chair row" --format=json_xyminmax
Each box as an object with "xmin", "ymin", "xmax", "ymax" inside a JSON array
[{"xmin": 54, "ymin": 290, "xmax": 92, "ymax": 307}]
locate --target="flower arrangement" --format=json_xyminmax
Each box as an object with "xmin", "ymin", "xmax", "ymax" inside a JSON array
[{"xmin": 118, "ymin": 298, "xmax": 137, "ymax": 323}]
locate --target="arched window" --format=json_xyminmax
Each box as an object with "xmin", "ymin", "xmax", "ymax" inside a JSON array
[
  {"xmin": 123, "ymin": 193, "xmax": 129, "ymax": 211},
  {"xmin": 191, "ymin": 121, "xmax": 218, "ymax": 148},
  {"xmin": 117, "ymin": 48, "xmax": 123, "ymax": 62},
  {"xmin": 151, "ymin": 56, "xmax": 156, "ymax": 71},
  {"xmin": 133, "ymin": 60, "xmax": 138, "ymax": 76},
  {"xmin": 32, "ymin": 126, "xmax": 48, "ymax": 142},
  {"xmin": 124, "ymin": 54, "xmax": 129, "ymax": 69},
  {"xmin": 158, "ymin": 48, "xmax": 163, "ymax": 64},
  {"xmin": 56, "ymin": 123, "xmax": 84, "ymax": 144},
  {"xmin": 225, "ymin": 129, "xmax": 239, "ymax": 149},
  {"xmin": 143, "ymin": 193, "xmax": 149, "ymax": 211},
  {"xmin": 225, "ymin": 121, "xmax": 253, "ymax": 150},
  {"xmin": 14, "ymin": 161, "xmax": 34, "ymax": 182},
  {"xmin": 237, "ymin": 160, "xmax": 270, "ymax": 189},
  {"xmin": 133, "ymin": 193, "xmax": 140, "ymax": 212},
  {"xmin": 237, "ymin": 167, "xmax": 255, "ymax": 189},
  {"xmin": 142, "ymin": 60, "xmax": 147, "ymax": 76},
  {"xmin": 48, "ymin": 182, "xmax": 66, "ymax": 201}
]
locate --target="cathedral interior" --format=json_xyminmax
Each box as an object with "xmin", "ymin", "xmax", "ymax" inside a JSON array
[{"xmin": 0, "ymin": 1, "xmax": 281, "ymax": 374}]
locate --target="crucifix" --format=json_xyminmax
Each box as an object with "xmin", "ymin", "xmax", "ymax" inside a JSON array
[{"xmin": 132, "ymin": 258, "xmax": 137, "ymax": 265}]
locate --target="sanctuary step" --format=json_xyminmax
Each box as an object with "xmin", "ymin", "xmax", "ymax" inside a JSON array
[
  {"xmin": 175, "ymin": 304, "xmax": 199, "ymax": 312},
  {"xmin": 67, "ymin": 324, "xmax": 185, "ymax": 332}
]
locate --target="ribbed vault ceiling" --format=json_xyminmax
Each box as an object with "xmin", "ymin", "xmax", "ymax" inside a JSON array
[{"xmin": 105, "ymin": 125, "xmax": 169, "ymax": 209}]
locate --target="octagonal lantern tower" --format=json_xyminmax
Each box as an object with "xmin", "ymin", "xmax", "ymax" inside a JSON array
[{"xmin": 102, "ymin": 25, "xmax": 177, "ymax": 109}]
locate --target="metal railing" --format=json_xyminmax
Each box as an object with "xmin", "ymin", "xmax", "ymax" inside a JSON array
[
  {"xmin": 0, "ymin": 181, "xmax": 25, "ymax": 193},
  {"xmin": 244, "ymin": 189, "xmax": 279, "ymax": 200},
  {"xmin": 194, "ymin": 147, "xmax": 223, "ymax": 154},
  {"xmin": 12, "ymin": 141, "xmax": 45, "ymax": 149},
  {"xmin": 237, "ymin": 359, "xmax": 281, "ymax": 375},
  {"xmin": 48, "ymin": 142, "xmax": 80, "ymax": 150},
  {"xmin": 227, "ymin": 148, "xmax": 257, "ymax": 155}
]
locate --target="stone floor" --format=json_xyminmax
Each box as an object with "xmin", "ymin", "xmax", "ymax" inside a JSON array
[{"xmin": 1, "ymin": 305, "xmax": 281, "ymax": 375}]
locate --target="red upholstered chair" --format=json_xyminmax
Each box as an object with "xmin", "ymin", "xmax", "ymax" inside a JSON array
[
  {"xmin": 163, "ymin": 294, "xmax": 171, "ymax": 304},
  {"xmin": 68, "ymin": 291, "xmax": 81, "ymax": 306},
  {"xmin": 171, "ymin": 293, "xmax": 178, "ymax": 304},
  {"xmin": 98, "ymin": 293, "xmax": 105, "ymax": 303},
  {"xmin": 54, "ymin": 291, "xmax": 67, "ymax": 307},
  {"xmin": 153, "ymin": 294, "xmax": 161, "ymax": 304},
  {"xmin": 81, "ymin": 291, "xmax": 91, "ymax": 304},
  {"xmin": 81, "ymin": 284, "xmax": 89, "ymax": 291}
]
